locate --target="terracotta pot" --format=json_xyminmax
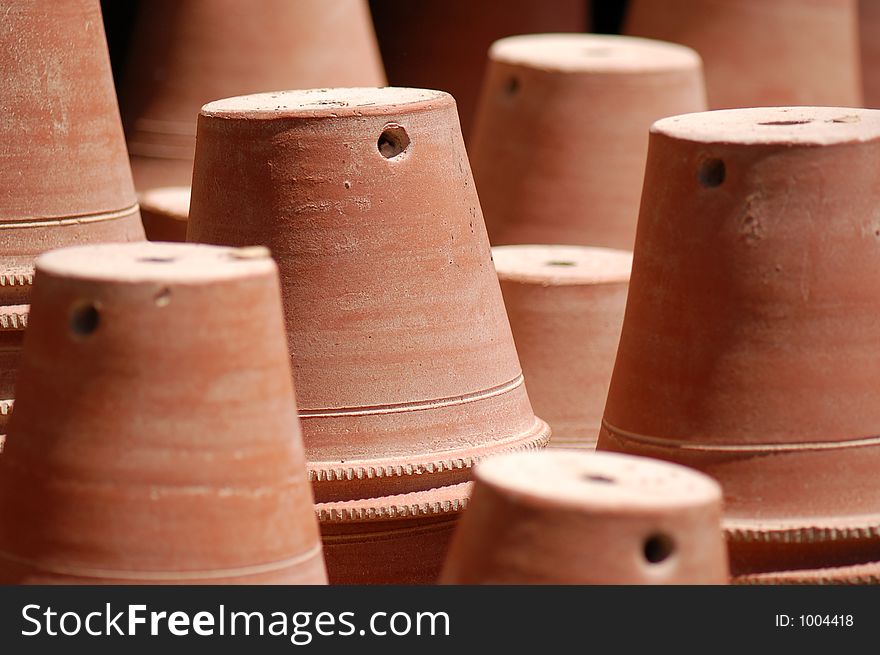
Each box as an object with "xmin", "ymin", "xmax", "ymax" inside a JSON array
[
  {"xmin": 370, "ymin": 0, "xmax": 588, "ymax": 140},
  {"xmin": 471, "ymin": 34, "xmax": 706, "ymax": 249},
  {"xmin": 0, "ymin": 242, "xmax": 326, "ymax": 584},
  {"xmin": 121, "ymin": 0, "xmax": 386, "ymax": 190},
  {"xmin": 626, "ymin": 0, "xmax": 862, "ymax": 109},
  {"xmin": 598, "ymin": 106, "xmax": 880, "ymax": 576},
  {"xmin": 139, "ymin": 187, "xmax": 191, "ymax": 243},
  {"xmin": 440, "ymin": 450, "xmax": 728, "ymax": 584},
  {"xmin": 860, "ymin": 0, "xmax": 880, "ymax": 107},
  {"xmin": 493, "ymin": 245, "xmax": 632, "ymax": 449},
  {"xmin": 0, "ymin": 0, "xmax": 144, "ymax": 275},
  {"xmin": 188, "ymin": 87, "xmax": 550, "ymax": 583}
]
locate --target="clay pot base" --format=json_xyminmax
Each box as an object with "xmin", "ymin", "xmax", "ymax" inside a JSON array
[
  {"xmin": 139, "ymin": 186, "xmax": 191, "ymax": 242},
  {"xmin": 318, "ymin": 482, "xmax": 471, "ymax": 584},
  {"xmin": 308, "ymin": 415, "xmax": 550, "ymax": 502},
  {"xmin": 491, "ymin": 244, "xmax": 632, "ymax": 287},
  {"xmin": 490, "ymin": 32, "xmax": 700, "ymax": 74},
  {"xmin": 732, "ymin": 561, "xmax": 880, "ymax": 585}
]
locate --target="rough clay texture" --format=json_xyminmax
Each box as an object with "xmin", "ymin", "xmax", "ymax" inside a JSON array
[
  {"xmin": 121, "ymin": 0, "xmax": 386, "ymax": 190},
  {"xmin": 493, "ymin": 245, "xmax": 632, "ymax": 449},
  {"xmin": 440, "ymin": 451, "xmax": 728, "ymax": 584},
  {"xmin": 626, "ymin": 0, "xmax": 862, "ymax": 109},
  {"xmin": 0, "ymin": 243, "xmax": 327, "ymax": 584},
  {"xmin": 598, "ymin": 106, "xmax": 880, "ymax": 575},
  {"xmin": 370, "ymin": 0, "xmax": 588, "ymax": 139},
  {"xmin": 471, "ymin": 34, "xmax": 706, "ymax": 250},
  {"xmin": 187, "ymin": 88, "xmax": 549, "ymax": 583}
]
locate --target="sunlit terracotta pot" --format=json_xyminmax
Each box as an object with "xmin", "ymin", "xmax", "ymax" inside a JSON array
[
  {"xmin": 370, "ymin": 0, "xmax": 588, "ymax": 139},
  {"xmin": 0, "ymin": 0, "xmax": 144, "ymax": 274},
  {"xmin": 188, "ymin": 87, "xmax": 550, "ymax": 583},
  {"xmin": 0, "ymin": 242, "xmax": 326, "ymax": 584},
  {"xmin": 626, "ymin": 0, "xmax": 862, "ymax": 109},
  {"xmin": 471, "ymin": 34, "xmax": 706, "ymax": 249},
  {"xmin": 440, "ymin": 450, "xmax": 728, "ymax": 584},
  {"xmin": 121, "ymin": 0, "xmax": 386, "ymax": 190},
  {"xmin": 139, "ymin": 186, "xmax": 191, "ymax": 243},
  {"xmin": 493, "ymin": 245, "xmax": 632, "ymax": 449},
  {"xmin": 598, "ymin": 106, "xmax": 880, "ymax": 576}
]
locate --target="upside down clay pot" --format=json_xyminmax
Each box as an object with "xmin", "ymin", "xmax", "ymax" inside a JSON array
[
  {"xmin": 121, "ymin": 0, "xmax": 386, "ymax": 190},
  {"xmin": 369, "ymin": 0, "xmax": 588, "ymax": 139},
  {"xmin": 598, "ymin": 107, "xmax": 880, "ymax": 578},
  {"xmin": 187, "ymin": 87, "xmax": 550, "ymax": 583},
  {"xmin": 0, "ymin": 243, "xmax": 327, "ymax": 584},
  {"xmin": 440, "ymin": 450, "xmax": 728, "ymax": 584},
  {"xmin": 492, "ymin": 245, "xmax": 632, "ymax": 449},
  {"xmin": 471, "ymin": 34, "xmax": 706, "ymax": 249},
  {"xmin": 139, "ymin": 187, "xmax": 191, "ymax": 243},
  {"xmin": 0, "ymin": 0, "xmax": 145, "ymax": 273},
  {"xmin": 626, "ymin": 0, "xmax": 862, "ymax": 109}
]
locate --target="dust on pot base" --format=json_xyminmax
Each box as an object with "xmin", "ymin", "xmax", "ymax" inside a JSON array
[
  {"xmin": 492, "ymin": 245, "xmax": 632, "ymax": 450},
  {"xmin": 187, "ymin": 87, "xmax": 550, "ymax": 583},
  {"xmin": 0, "ymin": 243, "xmax": 326, "ymax": 584}
]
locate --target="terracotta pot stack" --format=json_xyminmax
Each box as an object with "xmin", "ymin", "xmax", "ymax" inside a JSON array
[
  {"xmin": 0, "ymin": 0, "xmax": 145, "ymax": 432},
  {"xmin": 471, "ymin": 34, "xmax": 706, "ymax": 249},
  {"xmin": 370, "ymin": 0, "xmax": 588, "ymax": 139},
  {"xmin": 492, "ymin": 245, "xmax": 632, "ymax": 450},
  {"xmin": 121, "ymin": 0, "xmax": 386, "ymax": 192},
  {"xmin": 187, "ymin": 87, "xmax": 550, "ymax": 583},
  {"xmin": 139, "ymin": 187, "xmax": 191, "ymax": 243},
  {"xmin": 0, "ymin": 242, "xmax": 326, "ymax": 584},
  {"xmin": 626, "ymin": 0, "xmax": 862, "ymax": 109},
  {"xmin": 598, "ymin": 106, "xmax": 880, "ymax": 582},
  {"xmin": 441, "ymin": 450, "xmax": 728, "ymax": 584}
]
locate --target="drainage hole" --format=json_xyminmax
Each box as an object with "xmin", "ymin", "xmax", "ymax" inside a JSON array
[
  {"xmin": 643, "ymin": 533, "xmax": 675, "ymax": 564},
  {"xmin": 378, "ymin": 125, "xmax": 410, "ymax": 159},
  {"xmin": 70, "ymin": 302, "xmax": 100, "ymax": 337}
]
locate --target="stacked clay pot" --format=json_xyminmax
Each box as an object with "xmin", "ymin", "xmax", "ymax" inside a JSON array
[
  {"xmin": 598, "ymin": 106, "xmax": 880, "ymax": 581},
  {"xmin": 370, "ymin": 0, "xmax": 588, "ymax": 139},
  {"xmin": 139, "ymin": 187, "xmax": 191, "ymax": 243},
  {"xmin": 441, "ymin": 450, "xmax": 728, "ymax": 584},
  {"xmin": 121, "ymin": 0, "xmax": 386, "ymax": 191},
  {"xmin": 0, "ymin": 0, "xmax": 145, "ymax": 431},
  {"xmin": 187, "ymin": 87, "xmax": 551, "ymax": 584},
  {"xmin": 471, "ymin": 34, "xmax": 706, "ymax": 249},
  {"xmin": 0, "ymin": 243, "xmax": 327, "ymax": 584},
  {"xmin": 492, "ymin": 245, "xmax": 632, "ymax": 449},
  {"xmin": 626, "ymin": 0, "xmax": 862, "ymax": 109}
]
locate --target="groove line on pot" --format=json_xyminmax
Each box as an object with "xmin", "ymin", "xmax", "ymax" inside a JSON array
[
  {"xmin": 602, "ymin": 419, "xmax": 880, "ymax": 452},
  {"xmin": 0, "ymin": 542, "xmax": 324, "ymax": 581},
  {"xmin": 300, "ymin": 373, "xmax": 526, "ymax": 418},
  {"xmin": 0, "ymin": 204, "xmax": 140, "ymax": 230},
  {"xmin": 732, "ymin": 562, "xmax": 880, "ymax": 585}
]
